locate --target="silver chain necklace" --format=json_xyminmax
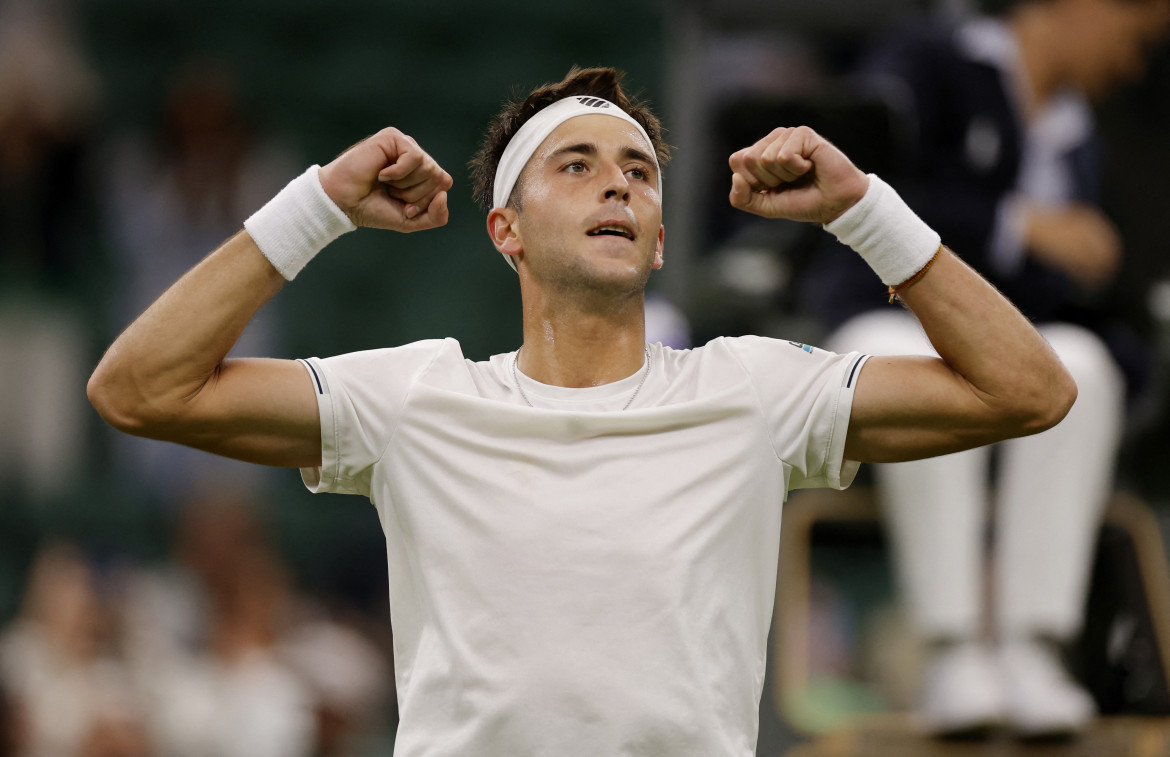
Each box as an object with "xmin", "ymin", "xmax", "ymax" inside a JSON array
[{"xmin": 512, "ymin": 345, "xmax": 652, "ymax": 411}]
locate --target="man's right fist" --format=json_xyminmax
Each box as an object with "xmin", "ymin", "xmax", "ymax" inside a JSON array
[{"xmin": 320, "ymin": 127, "xmax": 454, "ymax": 234}]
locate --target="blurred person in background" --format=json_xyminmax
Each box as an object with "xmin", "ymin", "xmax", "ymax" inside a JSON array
[
  {"xmin": 800, "ymin": 0, "xmax": 1170, "ymax": 739},
  {"xmin": 103, "ymin": 58, "xmax": 295, "ymax": 506},
  {"xmin": 118, "ymin": 487, "xmax": 392, "ymax": 757},
  {"xmin": 643, "ymin": 291, "xmax": 692, "ymax": 349},
  {"xmin": 282, "ymin": 620, "xmax": 392, "ymax": 757},
  {"xmin": 0, "ymin": 677, "xmax": 25, "ymax": 757},
  {"xmin": 0, "ymin": 542, "xmax": 151, "ymax": 757},
  {"xmin": 118, "ymin": 489, "xmax": 318, "ymax": 757},
  {"xmin": 0, "ymin": 0, "xmax": 101, "ymax": 503}
]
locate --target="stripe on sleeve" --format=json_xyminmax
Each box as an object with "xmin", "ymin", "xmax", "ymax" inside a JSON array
[
  {"xmin": 845, "ymin": 354, "xmax": 867, "ymax": 389},
  {"xmin": 299, "ymin": 359, "xmax": 325, "ymax": 395}
]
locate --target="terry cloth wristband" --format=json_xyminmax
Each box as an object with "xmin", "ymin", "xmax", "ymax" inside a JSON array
[
  {"xmin": 824, "ymin": 174, "xmax": 941, "ymax": 288},
  {"xmin": 244, "ymin": 165, "xmax": 357, "ymax": 280}
]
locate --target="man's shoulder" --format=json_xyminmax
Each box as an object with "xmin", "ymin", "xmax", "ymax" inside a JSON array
[
  {"xmin": 311, "ymin": 338, "xmax": 467, "ymax": 387},
  {"xmin": 319, "ymin": 337, "xmax": 462, "ymax": 366},
  {"xmin": 681, "ymin": 336, "xmax": 849, "ymax": 380},
  {"xmin": 693, "ymin": 334, "xmax": 830, "ymax": 356}
]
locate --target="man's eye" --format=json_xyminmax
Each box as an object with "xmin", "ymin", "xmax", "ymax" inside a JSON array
[
  {"xmin": 628, "ymin": 167, "xmax": 647, "ymax": 180},
  {"xmin": 566, "ymin": 162, "xmax": 586, "ymax": 173}
]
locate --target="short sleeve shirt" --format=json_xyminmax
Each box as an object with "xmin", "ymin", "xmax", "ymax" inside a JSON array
[{"xmin": 299, "ymin": 336, "xmax": 867, "ymax": 757}]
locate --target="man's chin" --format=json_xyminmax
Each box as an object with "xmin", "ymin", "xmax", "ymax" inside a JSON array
[{"xmin": 548, "ymin": 258, "xmax": 652, "ymax": 297}]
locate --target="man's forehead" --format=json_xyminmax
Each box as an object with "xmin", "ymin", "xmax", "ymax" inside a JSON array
[{"xmin": 536, "ymin": 114, "xmax": 655, "ymax": 159}]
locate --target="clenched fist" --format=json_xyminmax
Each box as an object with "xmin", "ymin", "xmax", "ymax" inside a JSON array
[
  {"xmin": 728, "ymin": 126, "xmax": 869, "ymax": 225},
  {"xmin": 320, "ymin": 127, "xmax": 454, "ymax": 234}
]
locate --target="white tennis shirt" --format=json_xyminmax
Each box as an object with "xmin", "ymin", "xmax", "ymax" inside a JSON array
[{"xmin": 298, "ymin": 336, "xmax": 867, "ymax": 756}]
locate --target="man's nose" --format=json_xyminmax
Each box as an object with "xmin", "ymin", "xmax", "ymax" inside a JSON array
[{"xmin": 600, "ymin": 163, "xmax": 630, "ymax": 202}]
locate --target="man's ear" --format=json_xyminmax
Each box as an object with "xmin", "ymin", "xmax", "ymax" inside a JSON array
[
  {"xmin": 652, "ymin": 225, "xmax": 665, "ymax": 269},
  {"xmin": 487, "ymin": 207, "xmax": 523, "ymax": 261}
]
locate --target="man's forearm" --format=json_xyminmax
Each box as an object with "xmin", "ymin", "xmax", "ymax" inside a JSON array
[
  {"xmin": 87, "ymin": 231, "xmax": 284, "ymax": 431},
  {"xmin": 822, "ymin": 173, "xmax": 1075, "ymax": 435},
  {"xmin": 898, "ymin": 247, "xmax": 1076, "ymax": 433}
]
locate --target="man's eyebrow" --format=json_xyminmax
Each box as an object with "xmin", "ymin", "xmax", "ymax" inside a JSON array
[
  {"xmin": 620, "ymin": 145, "xmax": 656, "ymax": 167},
  {"xmin": 548, "ymin": 142, "xmax": 598, "ymax": 161},
  {"xmin": 546, "ymin": 142, "xmax": 656, "ymax": 168}
]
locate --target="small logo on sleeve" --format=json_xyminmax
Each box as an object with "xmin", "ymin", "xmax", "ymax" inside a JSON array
[{"xmin": 788, "ymin": 341, "xmax": 814, "ymax": 354}]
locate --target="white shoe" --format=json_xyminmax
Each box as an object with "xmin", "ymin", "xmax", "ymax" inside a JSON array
[
  {"xmin": 999, "ymin": 639, "xmax": 1096, "ymax": 739},
  {"xmin": 916, "ymin": 641, "xmax": 1006, "ymax": 737}
]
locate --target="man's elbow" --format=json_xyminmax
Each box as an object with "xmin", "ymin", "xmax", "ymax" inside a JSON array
[
  {"xmin": 87, "ymin": 366, "xmax": 172, "ymax": 438},
  {"xmin": 1013, "ymin": 370, "xmax": 1078, "ymax": 437},
  {"xmin": 88, "ymin": 368, "xmax": 135, "ymax": 434}
]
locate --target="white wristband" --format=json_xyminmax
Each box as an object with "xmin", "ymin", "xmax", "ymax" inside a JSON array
[
  {"xmin": 823, "ymin": 174, "xmax": 941, "ymax": 286},
  {"xmin": 244, "ymin": 165, "xmax": 357, "ymax": 280}
]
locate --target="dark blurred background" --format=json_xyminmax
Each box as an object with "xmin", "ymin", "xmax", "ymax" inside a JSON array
[{"xmin": 3, "ymin": 0, "xmax": 1170, "ymax": 754}]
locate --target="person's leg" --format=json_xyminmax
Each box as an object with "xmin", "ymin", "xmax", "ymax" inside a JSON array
[
  {"xmin": 830, "ymin": 311, "xmax": 990, "ymax": 639},
  {"xmin": 995, "ymin": 323, "xmax": 1125, "ymax": 735},
  {"xmin": 829, "ymin": 311, "xmax": 1000, "ymax": 734},
  {"xmin": 0, "ymin": 300, "xmax": 87, "ymax": 501},
  {"xmin": 873, "ymin": 450, "xmax": 990, "ymax": 641}
]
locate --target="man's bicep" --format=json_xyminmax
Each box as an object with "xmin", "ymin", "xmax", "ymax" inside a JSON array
[
  {"xmin": 174, "ymin": 357, "xmax": 322, "ymax": 468},
  {"xmin": 844, "ymin": 355, "xmax": 1007, "ymax": 463}
]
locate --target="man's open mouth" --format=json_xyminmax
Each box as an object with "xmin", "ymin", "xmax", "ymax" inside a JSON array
[{"xmin": 586, "ymin": 224, "xmax": 635, "ymax": 241}]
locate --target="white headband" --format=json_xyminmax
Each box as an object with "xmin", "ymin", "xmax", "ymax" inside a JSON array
[{"xmin": 492, "ymin": 95, "xmax": 661, "ymax": 270}]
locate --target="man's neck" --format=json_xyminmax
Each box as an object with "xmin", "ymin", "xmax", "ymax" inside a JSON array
[{"xmin": 516, "ymin": 296, "xmax": 648, "ymax": 388}]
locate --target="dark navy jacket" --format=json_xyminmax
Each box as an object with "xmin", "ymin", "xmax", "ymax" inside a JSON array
[{"xmin": 798, "ymin": 18, "xmax": 1147, "ymax": 395}]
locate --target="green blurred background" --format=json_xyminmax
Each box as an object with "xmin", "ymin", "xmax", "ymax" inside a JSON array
[{"xmin": 6, "ymin": 0, "xmax": 1170, "ymax": 753}]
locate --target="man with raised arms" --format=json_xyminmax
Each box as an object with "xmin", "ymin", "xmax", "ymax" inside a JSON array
[{"xmin": 88, "ymin": 67, "xmax": 1075, "ymax": 756}]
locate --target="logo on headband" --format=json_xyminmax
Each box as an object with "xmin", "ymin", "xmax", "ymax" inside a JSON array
[{"xmin": 574, "ymin": 96, "xmax": 611, "ymax": 109}]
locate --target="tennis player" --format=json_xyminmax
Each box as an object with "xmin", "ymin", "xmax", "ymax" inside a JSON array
[{"xmin": 88, "ymin": 67, "xmax": 1075, "ymax": 756}]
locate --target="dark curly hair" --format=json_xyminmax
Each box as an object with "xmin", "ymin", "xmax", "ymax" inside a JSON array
[{"xmin": 469, "ymin": 66, "xmax": 671, "ymax": 213}]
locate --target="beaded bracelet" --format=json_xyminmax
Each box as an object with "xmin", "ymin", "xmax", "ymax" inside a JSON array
[{"xmin": 888, "ymin": 244, "xmax": 944, "ymax": 303}]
